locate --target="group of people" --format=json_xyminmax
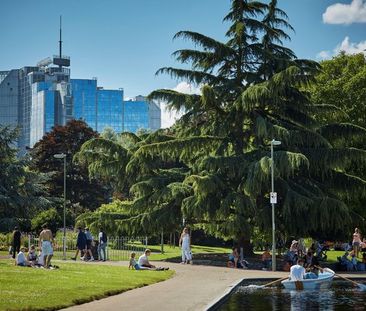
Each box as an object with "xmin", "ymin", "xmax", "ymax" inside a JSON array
[
  {"xmin": 13, "ymin": 224, "xmax": 55, "ymax": 269},
  {"xmin": 227, "ymin": 247, "xmax": 249, "ymax": 269},
  {"xmin": 129, "ymin": 249, "xmax": 169, "ymax": 271},
  {"xmin": 337, "ymin": 228, "xmax": 366, "ymax": 271},
  {"xmin": 128, "ymin": 227, "xmax": 193, "ymax": 271},
  {"xmin": 71, "ymin": 227, "xmax": 108, "ymax": 261}
]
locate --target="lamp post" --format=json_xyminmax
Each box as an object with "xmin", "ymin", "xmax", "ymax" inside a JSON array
[
  {"xmin": 270, "ymin": 139, "xmax": 281, "ymax": 271},
  {"xmin": 54, "ymin": 153, "xmax": 67, "ymax": 260}
]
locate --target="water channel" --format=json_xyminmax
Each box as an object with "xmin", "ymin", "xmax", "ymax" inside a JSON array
[{"xmin": 218, "ymin": 280, "xmax": 366, "ymax": 310}]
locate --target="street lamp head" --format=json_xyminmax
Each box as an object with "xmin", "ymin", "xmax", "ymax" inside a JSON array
[
  {"xmin": 54, "ymin": 153, "xmax": 66, "ymax": 159},
  {"xmin": 271, "ymin": 139, "xmax": 281, "ymax": 146}
]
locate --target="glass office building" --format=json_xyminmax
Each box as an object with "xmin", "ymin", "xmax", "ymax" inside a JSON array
[
  {"xmin": 97, "ymin": 89, "xmax": 123, "ymax": 133},
  {"xmin": 123, "ymin": 96, "xmax": 161, "ymax": 133},
  {"xmin": 71, "ymin": 79, "xmax": 124, "ymax": 133},
  {"xmin": 71, "ymin": 79, "xmax": 97, "ymax": 129},
  {"xmin": 1, "ymin": 62, "xmax": 161, "ymax": 151}
]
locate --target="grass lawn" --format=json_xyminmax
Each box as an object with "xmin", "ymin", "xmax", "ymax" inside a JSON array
[
  {"xmin": 147, "ymin": 244, "xmax": 231, "ymax": 261},
  {"xmin": 0, "ymin": 260, "xmax": 173, "ymax": 311}
]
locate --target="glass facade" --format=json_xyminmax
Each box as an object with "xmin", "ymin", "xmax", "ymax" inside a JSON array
[
  {"xmin": 123, "ymin": 100, "xmax": 149, "ymax": 133},
  {"xmin": 97, "ymin": 89, "xmax": 123, "ymax": 133},
  {"xmin": 71, "ymin": 79, "xmax": 97, "ymax": 129},
  {"xmin": 30, "ymin": 81, "xmax": 71, "ymax": 146},
  {"xmin": 1, "ymin": 60, "xmax": 161, "ymax": 151},
  {"xmin": 0, "ymin": 70, "xmax": 19, "ymax": 129}
]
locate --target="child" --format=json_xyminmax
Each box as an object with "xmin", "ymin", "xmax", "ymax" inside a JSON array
[
  {"xmin": 27, "ymin": 245, "xmax": 38, "ymax": 266},
  {"xmin": 37, "ymin": 249, "xmax": 44, "ymax": 267},
  {"xmin": 129, "ymin": 252, "xmax": 143, "ymax": 270},
  {"xmin": 16, "ymin": 247, "xmax": 30, "ymax": 266}
]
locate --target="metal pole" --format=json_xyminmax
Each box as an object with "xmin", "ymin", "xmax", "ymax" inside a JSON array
[
  {"xmin": 63, "ymin": 155, "xmax": 66, "ymax": 260},
  {"xmin": 161, "ymin": 230, "xmax": 164, "ymax": 254},
  {"xmin": 271, "ymin": 140, "xmax": 276, "ymax": 271}
]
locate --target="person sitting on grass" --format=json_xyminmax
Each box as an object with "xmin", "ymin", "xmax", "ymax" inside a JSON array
[
  {"xmin": 137, "ymin": 249, "xmax": 169, "ymax": 271},
  {"xmin": 261, "ymin": 248, "xmax": 272, "ymax": 271},
  {"xmin": 27, "ymin": 245, "xmax": 38, "ymax": 266},
  {"xmin": 16, "ymin": 247, "xmax": 30, "ymax": 267},
  {"xmin": 129, "ymin": 252, "xmax": 149, "ymax": 270},
  {"xmin": 138, "ymin": 249, "xmax": 155, "ymax": 268}
]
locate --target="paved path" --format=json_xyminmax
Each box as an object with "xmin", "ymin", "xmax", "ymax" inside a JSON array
[{"xmin": 60, "ymin": 261, "xmax": 286, "ymax": 311}]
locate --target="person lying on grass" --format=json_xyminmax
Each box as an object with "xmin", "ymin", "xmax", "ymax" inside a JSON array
[{"xmin": 134, "ymin": 250, "xmax": 169, "ymax": 271}]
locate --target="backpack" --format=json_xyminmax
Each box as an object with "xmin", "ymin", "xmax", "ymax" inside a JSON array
[{"xmin": 101, "ymin": 232, "xmax": 107, "ymax": 243}]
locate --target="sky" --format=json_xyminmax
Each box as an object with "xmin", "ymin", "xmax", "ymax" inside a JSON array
[{"xmin": 1, "ymin": 0, "xmax": 365, "ymax": 127}]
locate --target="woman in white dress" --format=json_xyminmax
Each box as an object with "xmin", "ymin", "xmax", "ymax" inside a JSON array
[{"xmin": 179, "ymin": 227, "xmax": 192, "ymax": 264}]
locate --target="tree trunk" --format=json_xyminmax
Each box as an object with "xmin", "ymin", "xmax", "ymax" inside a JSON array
[{"xmin": 238, "ymin": 236, "xmax": 254, "ymax": 257}]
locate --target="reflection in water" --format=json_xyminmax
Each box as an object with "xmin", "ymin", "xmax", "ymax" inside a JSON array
[
  {"xmin": 218, "ymin": 281, "xmax": 366, "ymax": 311},
  {"xmin": 290, "ymin": 289, "xmax": 334, "ymax": 311}
]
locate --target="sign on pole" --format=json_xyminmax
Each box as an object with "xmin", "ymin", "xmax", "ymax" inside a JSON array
[{"xmin": 270, "ymin": 192, "xmax": 277, "ymax": 204}]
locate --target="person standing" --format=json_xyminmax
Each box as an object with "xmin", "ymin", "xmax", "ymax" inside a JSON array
[
  {"xmin": 85, "ymin": 227, "xmax": 95, "ymax": 261},
  {"xmin": 72, "ymin": 227, "xmax": 87, "ymax": 260},
  {"xmin": 352, "ymin": 228, "xmax": 362, "ymax": 258},
  {"xmin": 12, "ymin": 226, "xmax": 21, "ymax": 259},
  {"xmin": 39, "ymin": 224, "xmax": 54, "ymax": 269},
  {"xmin": 179, "ymin": 227, "xmax": 192, "ymax": 264},
  {"xmin": 98, "ymin": 228, "xmax": 107, "ymax": 261}
]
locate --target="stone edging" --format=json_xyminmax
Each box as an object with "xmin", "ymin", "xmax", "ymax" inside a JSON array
[{"xmin": 204, "ymin": 278, "xmax": 244, "ymax": 311}]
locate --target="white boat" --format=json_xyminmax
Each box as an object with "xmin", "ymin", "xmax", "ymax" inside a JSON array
[{"xmin": 281, "ymin": 268, "xmax": 335, "ymax": 290}]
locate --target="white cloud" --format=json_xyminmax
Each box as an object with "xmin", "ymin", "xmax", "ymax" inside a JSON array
[
  {"xmin": 316, "ymin": 50, "xmax": 331, "ymax": 60},
  {"xmin": 172, "ymin": 81, "xmax": 201, "ymax": 95},
  {"xmin": 160, "ymin": 82, "xmax": 201, "ymax": 128},
  {"xmin": 323, "ymin": 0, "xmax": 366, "ymax": 24},
  {"xmin": 335, "ymin": 36, "xmax": 366, "ymax": 54},
  {"xmin": 316, "ymin": 36, "xmax": 366, "ymax": 59}
]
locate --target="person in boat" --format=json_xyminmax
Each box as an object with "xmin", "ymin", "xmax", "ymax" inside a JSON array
[{"xmin": 289, "ymin": 258, "xmax": 306, "ymax": 281}]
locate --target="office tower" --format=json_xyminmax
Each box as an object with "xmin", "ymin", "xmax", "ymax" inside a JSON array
[
  {"xmin": 123, "ymin": 96, "xmax": 161, "ymax": 133},
  {"xmin": 0, "ymin": 19, "xmax": 161, "ymax": 151}
]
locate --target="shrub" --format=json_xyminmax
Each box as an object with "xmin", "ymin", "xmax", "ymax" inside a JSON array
[{"xmin": 31, "ymin": 208, "xmax": 62, "ymax": 234}]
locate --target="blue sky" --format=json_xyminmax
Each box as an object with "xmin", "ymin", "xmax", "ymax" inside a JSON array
[{"xmin": 1, "ymin": 0, "xmax": 365, "ymax": 125}]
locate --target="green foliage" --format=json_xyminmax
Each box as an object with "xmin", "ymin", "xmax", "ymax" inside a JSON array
[
  {"xmin": 76, "ymin": 0, "xmax": 366, "ymax": 248},
  {"xmin": 30, "ymin": 120, "xmax": 110, "ymax": 223},
  {"xmin": 0, "ymin": 126, "xmax": 53, "ymax": 232},
  {"xmin": 31, "ymin": 208, "xmax": 62, "ymax": 234},
  {"xmin": 308, "ymin": 52, "xmax": 366, "ymax": 127}
]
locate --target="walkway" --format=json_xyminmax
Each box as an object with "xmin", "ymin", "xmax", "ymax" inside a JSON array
[{"xmin": 61, "ymin": 261, "xmax": 287, "ymax": 311}]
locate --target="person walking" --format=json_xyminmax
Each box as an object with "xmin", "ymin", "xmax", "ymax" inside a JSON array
[
  {"xmin": 84, "ymin": 227, "xmax": 95, "ymax": 261},
  {"xmin": 39, "ymin": 224, "xmax": 54, "ymax": 269},
  {"xmin": 72, "ymin": 227, "xmax": 87, "ymax": 260},
  {"xmin": 12, "ymin": 226, "xmax": 21, "ymax": 259},
  {"xmin": 179, "ymin": 227, "xmax": 192, "ymax": 264},
  {"xmin": 98, "ymin": 228, "xmax": 107, "ymax": 261}
]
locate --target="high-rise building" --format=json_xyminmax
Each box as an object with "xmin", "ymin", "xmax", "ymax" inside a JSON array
[
  {"xmin": 123, "ymin": 96, "xmax": 161, "ymax": 133},
  {"xmin": 71, "ymin": 79, "xmax": 124, "ymax": 134},
  {"xmin": 0, "ymin": 20, "xmax": 161, "ymax": 151}
]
